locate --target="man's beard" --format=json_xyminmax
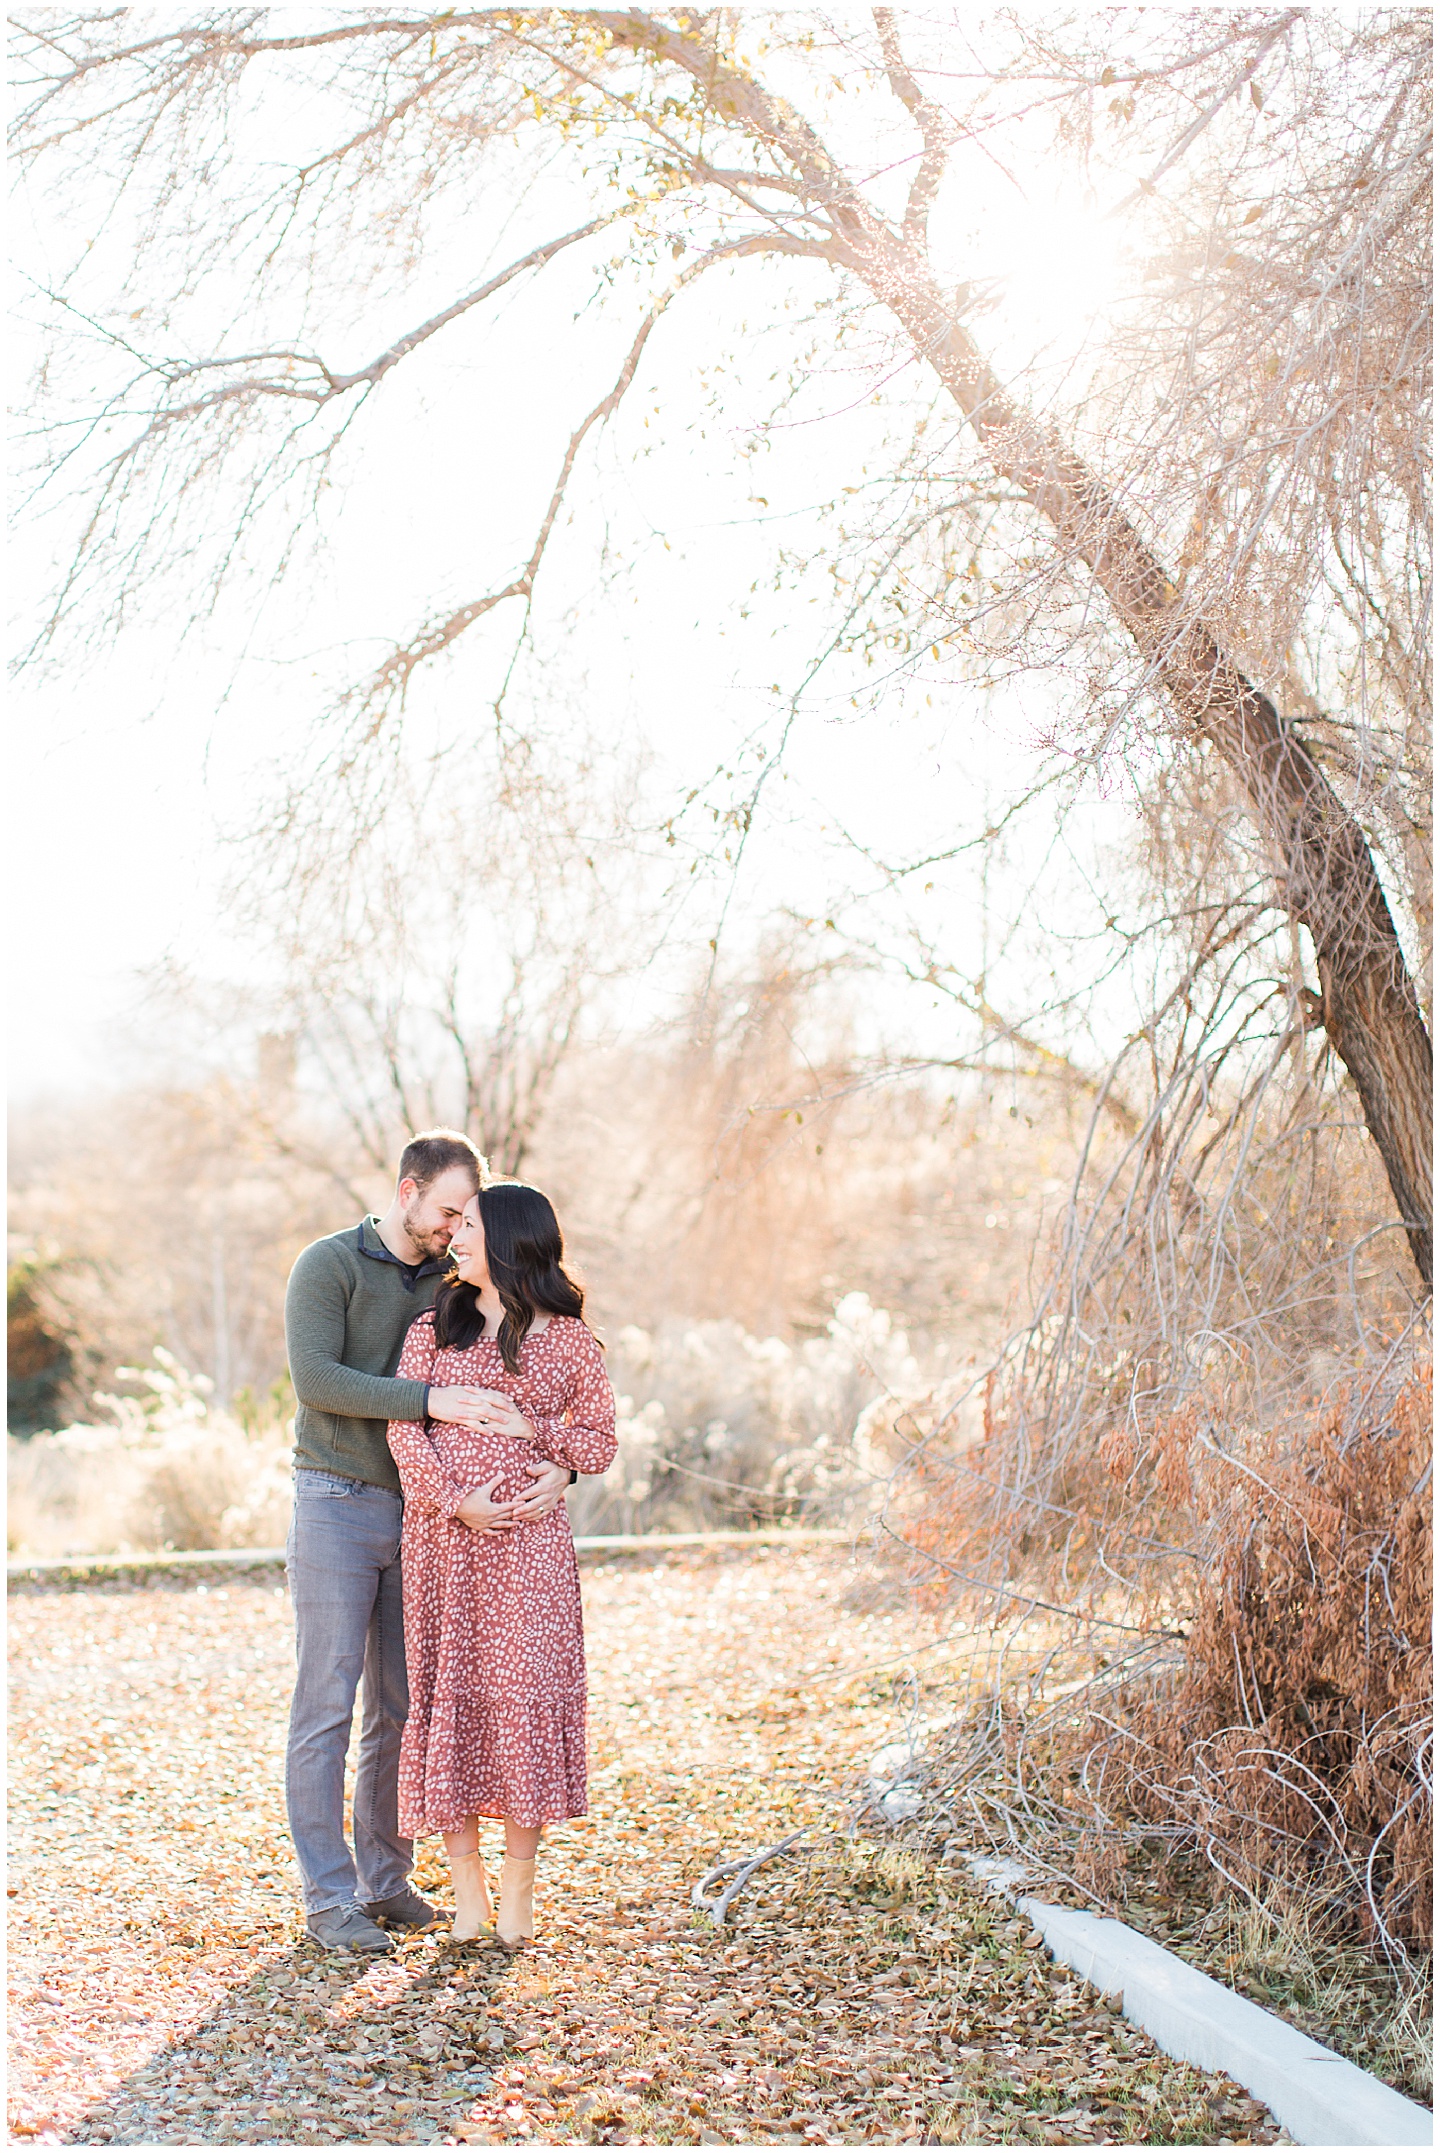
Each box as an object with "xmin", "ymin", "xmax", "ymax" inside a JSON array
[{"xmin": 401, "ymin": 1204, "xmax": 451, "ymax": 1258}]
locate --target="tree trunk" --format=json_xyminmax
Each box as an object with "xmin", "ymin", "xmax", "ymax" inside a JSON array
[
  {"xmin": 865, "ymin": 255, "xmax": 1433, "ymax": 1286},
  {"xmin": 603, "ymin": 20, "xmax": 1431, "ymax": 1278}
]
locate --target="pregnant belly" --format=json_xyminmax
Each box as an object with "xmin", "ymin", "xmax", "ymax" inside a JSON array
[{"xmin": 427, "ymin": 1424, "xmax": 542, "ymax": 1503}]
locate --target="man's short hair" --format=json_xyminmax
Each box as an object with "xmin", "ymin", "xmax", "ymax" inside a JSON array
[{"xmin": 397, "ymin": 1128, "xmax": 489, "ymax": 1194}]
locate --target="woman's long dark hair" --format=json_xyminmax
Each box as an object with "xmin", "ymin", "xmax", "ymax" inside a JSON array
[{"xmin": 433, "ymin": 1181, "xmax": 589, "ymax": 1372}]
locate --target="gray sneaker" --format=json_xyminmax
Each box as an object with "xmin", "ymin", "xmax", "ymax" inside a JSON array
[
  {"xmin": 363, "ymin": 1887, "xmax": 440, "ymax": 1931},
  {"xmin": 306, "ymin": 1903, "xmax": 394, "ymax": 1953}
]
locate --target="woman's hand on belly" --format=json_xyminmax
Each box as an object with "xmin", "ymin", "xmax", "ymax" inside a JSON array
[
  {"xmin": 454, "ymin": 1474, "xmax": 519, "ymax": 1536},
  {"xmin": 473, "ymin": 1388, "xmax": 538, "ymax": 1443},
  {"xmin": 508, "ymin": 1458, "xmax": 572, "ymax": 1522}
]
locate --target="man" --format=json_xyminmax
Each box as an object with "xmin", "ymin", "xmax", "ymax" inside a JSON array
[{"xmin": 283, "ymin": 1128, "xmax": 571, "ymax": 1953}]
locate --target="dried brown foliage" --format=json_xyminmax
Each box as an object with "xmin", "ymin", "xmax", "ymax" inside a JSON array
[
  {"xmin": 892, "ymin": 1351, "xmax": 1432, "ymax": 2035},
  {"xmin": 1125, "ymin": 1367, "xmax": 1432, "ymax": 1953},
  {"xmin": 7, "ymin": 1550, "xmax": 1287, "ymax": 2147}
]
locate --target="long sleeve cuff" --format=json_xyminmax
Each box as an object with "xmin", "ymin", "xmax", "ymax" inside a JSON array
[
  {"xmin": 291, "ymin": 1366, "xmax": 430, "ymax": 1423},
  {"xmin": 528, "ymin": 1415, "xmax": 618, "ymax": 1476}
]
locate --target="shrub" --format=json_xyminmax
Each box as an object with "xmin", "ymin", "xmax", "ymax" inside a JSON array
[
  {"xmin": 7, "ymin": 1349, "xmax": 292, "ymax": 1557},
  {"xmin": 9, "ymin": 1296, "xmax": 945, "ymax": 1553},
  {"xmin": 570, "ymin": 1292, "xmax": 936, "ymax": 1536},
  {"xmin": 1123, "ymin": 1365, "xmax": 1432, "ymax": 1953},
  {"xmin": 894, "ymin": 1353, "xmax": 1433, "ymax": 2065}
]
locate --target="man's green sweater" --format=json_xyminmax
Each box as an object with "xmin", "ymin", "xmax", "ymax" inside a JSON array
[{"xmin": 285, "ymin": 1217, "xmax": 444, "ymax": 1492}]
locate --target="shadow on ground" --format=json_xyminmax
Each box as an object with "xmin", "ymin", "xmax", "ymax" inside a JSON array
[{"xmin": 70, "ymin": 1928, "xmax": 533, "ymax": 2146}]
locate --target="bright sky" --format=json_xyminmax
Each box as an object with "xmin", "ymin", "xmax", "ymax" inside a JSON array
[{"xmin": 7, "ymin": 36, "xmax": 1159, "ymax": 1106}]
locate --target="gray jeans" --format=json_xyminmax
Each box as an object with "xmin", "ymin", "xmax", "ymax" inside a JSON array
[{"xmin": 284, "ymin": 1470, "xmax": 412, "ymax": 1916}]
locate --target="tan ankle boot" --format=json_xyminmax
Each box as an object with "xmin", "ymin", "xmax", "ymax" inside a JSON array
[
  {"xmin": 449, "ymin": 1849, "xmax": 494, "ymax": 1941},
  {"xmin": 496, "ymin": 1855, "xmax": 536, "ymax": 1947}
]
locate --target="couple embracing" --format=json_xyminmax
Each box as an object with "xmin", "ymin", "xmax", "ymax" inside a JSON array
[{"xmin": 283, "ymin": 1129, "xmax": 617, "ymax": 1954}]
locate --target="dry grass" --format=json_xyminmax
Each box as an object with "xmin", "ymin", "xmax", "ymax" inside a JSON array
[
  {"xmin": 1127, "ymin": 1366, "xmax": 1433, "ymax": 1956},
  {"xmin": 1164, "ymin": 1888, "xmax": 1433, "ymax": 2106}
]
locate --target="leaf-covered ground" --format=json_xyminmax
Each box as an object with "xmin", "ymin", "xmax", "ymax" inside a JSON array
[{"xmin": 8, "ymin": 1546, "xmax": 1286, "ymax": 2145}]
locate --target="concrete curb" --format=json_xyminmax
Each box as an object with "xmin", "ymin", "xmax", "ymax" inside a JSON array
[
  {"xmin": 6, "ymin": 1526, "xmax": 851, "ymax": 1587},
  {"xmin": 577, "ymin": 1527, "xmax": 850, "ymax": 1555},
  {"xmin": 967, "ymin": 1858, "xmax": 1432, "ymax": 2147},
  {"xmin": 6, "ymin": 1546, "xmax": 289, "ymax": 1585}
]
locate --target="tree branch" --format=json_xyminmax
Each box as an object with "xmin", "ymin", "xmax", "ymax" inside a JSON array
[
  {"xmin": 872, "ymin": 7, "xmax": 960, "ymax": 247},
  {"xmin": 1106, "ymin": 8, "xmax": 1305, "ymax": 221},
  {"xmin": 324, "ymin": 214, "xmax": 624, "ymax": 392},
  {"xmin": 346, "ymin": 231, "xmax": 827, "ymax": 718},
  {"xmin": 111, "ymin": 214, "xmax": 627, "ymax": 420}
]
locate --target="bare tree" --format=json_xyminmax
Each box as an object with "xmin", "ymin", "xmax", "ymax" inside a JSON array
[
  {"xmin": 11, "ymin": 7, "xmax": 1431, "ymax": 1278},
  {"xmin": 240, "ymin": 737, "xmax": 651, "ymax": 1180}
]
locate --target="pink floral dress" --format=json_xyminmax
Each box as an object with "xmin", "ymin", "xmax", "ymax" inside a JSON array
[{"xmin": 387, "ymin": 1309, "xmax": 617, "ymax": 1834}]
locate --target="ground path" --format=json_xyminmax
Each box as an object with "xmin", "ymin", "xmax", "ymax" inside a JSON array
[{"xmin": 8, "ymin": 1545, "xmax": 1286, "ymax": 2146}]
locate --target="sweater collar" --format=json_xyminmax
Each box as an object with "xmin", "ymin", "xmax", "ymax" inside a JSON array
[{"xmin": 355, "ymin": 1216, "xmax": 445, "ymax": 1286}]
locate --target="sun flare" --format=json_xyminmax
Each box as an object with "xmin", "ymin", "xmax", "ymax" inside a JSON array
[{"xmin": 990, "ymin": 194, "xmax": 1128, "ymax": 353}]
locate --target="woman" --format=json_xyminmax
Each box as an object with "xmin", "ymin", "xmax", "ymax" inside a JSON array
[{"xmin": 387, "ymin": 1180, "xmax": 617, "ymax": 1945}]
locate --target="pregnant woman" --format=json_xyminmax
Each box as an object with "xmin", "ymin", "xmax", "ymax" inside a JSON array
[{"xmin": 387, "ymin": 1180, "xmax": 617, "ymax": 1945}]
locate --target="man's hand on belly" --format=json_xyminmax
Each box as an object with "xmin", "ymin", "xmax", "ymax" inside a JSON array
[
  {"xmin": 508, "ymin": 1459, "xmax": 571, "ymax": 1522},
  {"xmin": 429, "ymin": 1385, "xmax": 493, "ymax": 1431}
]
